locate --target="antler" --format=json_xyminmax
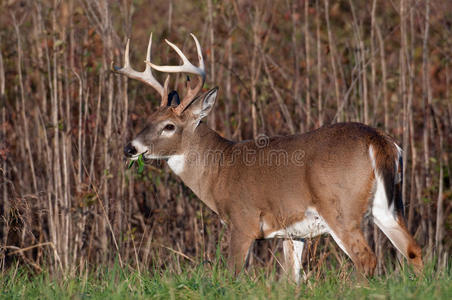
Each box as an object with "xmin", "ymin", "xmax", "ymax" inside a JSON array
[
  {"xmin": 111, "ymin": 33, "xmax": 170, "ymax": 106},
  {"xmin": 146, "ymin": 33, "xmax": 206, "ymax": 115}
]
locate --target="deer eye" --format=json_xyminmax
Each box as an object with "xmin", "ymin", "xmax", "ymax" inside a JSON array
[{"xmin": 164, "ymin": 124, "xmax": 175, "ymax": 131}]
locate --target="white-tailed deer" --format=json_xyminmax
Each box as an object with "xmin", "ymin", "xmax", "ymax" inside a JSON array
[{"xmin": 113, "ymin": 33, "xmax": 423, "ymax": 282}]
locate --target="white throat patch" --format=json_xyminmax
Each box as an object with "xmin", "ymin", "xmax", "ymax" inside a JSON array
[{"xmin": 167, "ymin": 154, "xmax": 185, "ymax": 175}]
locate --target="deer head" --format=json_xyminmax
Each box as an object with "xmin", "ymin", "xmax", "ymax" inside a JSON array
[{"xmin": 112, "ymin": 33, "xmax": 218, "ymax": 161}]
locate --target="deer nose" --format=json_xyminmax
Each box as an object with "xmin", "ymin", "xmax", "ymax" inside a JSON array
[{"xmin": 124, "ymin": 143, "xmax": 137, "ymax": 157}]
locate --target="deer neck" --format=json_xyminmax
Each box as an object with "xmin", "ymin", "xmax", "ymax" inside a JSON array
[{"xmin": 167, "ymin": 122, "xmax": 233, "ymax": 213}]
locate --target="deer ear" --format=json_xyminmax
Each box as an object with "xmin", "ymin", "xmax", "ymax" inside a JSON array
[{"xmin": 186, "ymin": 87, "xmax": 218, "ymax": 122}]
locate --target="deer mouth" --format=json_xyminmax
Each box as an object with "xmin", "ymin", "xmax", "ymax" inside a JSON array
[{"xmin": 129, "ymin": 150, "xmax": 148, "ymax": 161}]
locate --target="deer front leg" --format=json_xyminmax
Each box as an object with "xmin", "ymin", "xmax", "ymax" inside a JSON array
[
  {"xmin": 283, "ymin": 239, "xmax": 305, "ymax": 283},
  {"xmin": 228, "ymin": 229, "xmax": 254, "ymax": 275}
]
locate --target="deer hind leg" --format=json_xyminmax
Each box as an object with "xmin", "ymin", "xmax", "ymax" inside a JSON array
[
  {"xmin": 282, "ymin": 239, "xmax": 305, "ymax": 283},
  {"xmin": 317, "ymin": 207, "xmax": 376, "ymax": 277},
  {"xmin": 327, "ymin": 225, "xmax": 377, "ymax": 277}
]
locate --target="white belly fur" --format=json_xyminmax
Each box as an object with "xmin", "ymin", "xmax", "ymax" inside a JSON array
[{"xmin": 265, "ymin": 207, "xmax": 329, "ymax": 239}]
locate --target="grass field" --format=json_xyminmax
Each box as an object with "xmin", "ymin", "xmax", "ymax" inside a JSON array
[{"xmin": 1, "ymin": 259, "xmax": 451, "ymax": 300}]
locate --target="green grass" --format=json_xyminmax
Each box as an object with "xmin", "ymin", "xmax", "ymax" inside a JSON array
[{"xmin": 1, "ymin": 260, "xmax": 451, "ymax": 299}]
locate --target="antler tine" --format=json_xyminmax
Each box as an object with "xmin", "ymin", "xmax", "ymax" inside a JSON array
[
  {"xmin": 111, "ymin": 33, "xmax": 165, "ymax": 103},
  {"xmin": 190, "ymin": 33, "xmax": 205, "ymax": 72},
  {"xmin": 161, "ymin": 75, "xmax": 170, "ymax": 107},
  {"xmin": 146, "ymin": 33, "xmax": 206, "ymax": 115}
]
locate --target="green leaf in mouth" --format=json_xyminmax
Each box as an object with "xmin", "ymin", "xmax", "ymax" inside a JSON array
[
  {"xmin": 127, "ymin": 160, "xmax": 135, "ymax": 169},
  {"xmin": 137, "ymin": 154, "xmax": 145, "ymax": 173},
  {"xmin": 128, "ymin": 154, "xmax": 146, "ymax": 174}
]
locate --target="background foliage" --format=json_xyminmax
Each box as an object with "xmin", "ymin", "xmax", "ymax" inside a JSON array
[{"xmin": 0, "ymin": 0, "xmax": 450, "ymax": 278}]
